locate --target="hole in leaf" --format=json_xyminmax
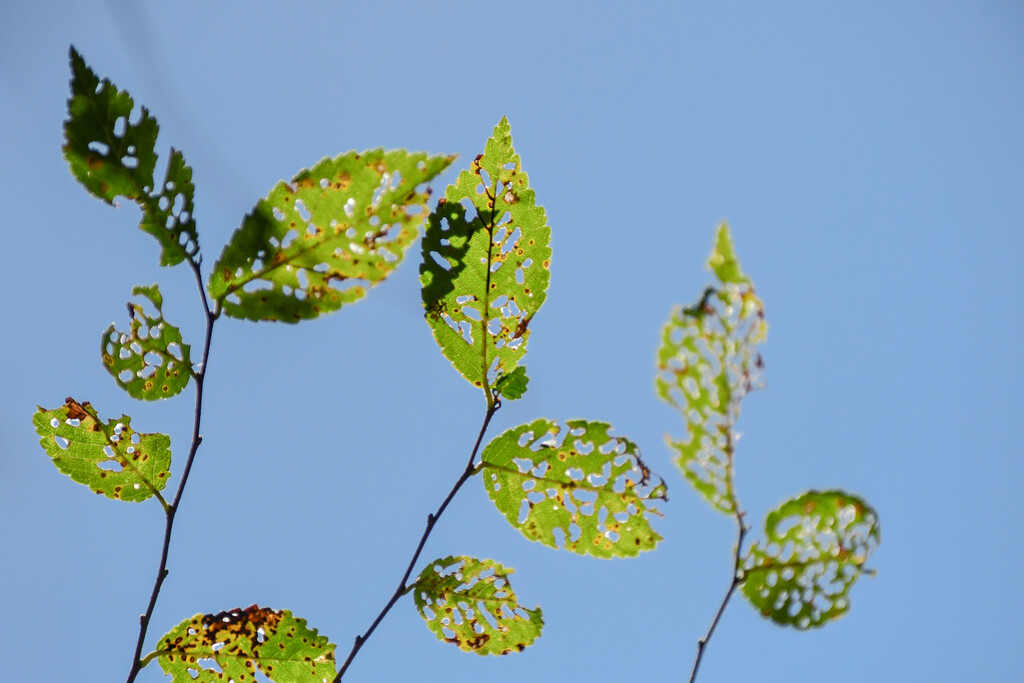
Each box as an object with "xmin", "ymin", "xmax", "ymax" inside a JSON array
[{"xmin": 54, "ymin": 435, "xmax": 69, "ymax": 450}]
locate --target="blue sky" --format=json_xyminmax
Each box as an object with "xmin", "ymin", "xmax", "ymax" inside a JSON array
[{"xmin": 2, "ymin": 1, "xmax": 1022, "ymax": 681}]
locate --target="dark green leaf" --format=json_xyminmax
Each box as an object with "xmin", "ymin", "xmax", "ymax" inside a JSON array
[
  {"xmin": 101, "ymin": 284, "xmax": 192, "ymax": 400},
  {"xmin": 154, "ymin": 605, "xmax": 336, "ymax": 682},
  {"xmin": 32, "ymin": 397, "xmax": 171, "ymax": 503},
  {"xmin": 741, "ymin": 490, "xmax": 881, "ymax": 629},
  {"xmin": 209, "ymin": 149, "xmax": 454, "ymax": 322},
  {"xmin": 421, "ymin": 117, "xmax": 551, "ymax": 392},
  {"xmin": 655, "ymin": 223, "xmax": 766, "ymax": 514},
  {"xmin": 63, "ymin": 47, "xmax": 198, "ymax": 266},
  {"xmin": 481, "ymin": 419, "xmax": 667, "ymax": 558},
  {"xmin": 494, "ymin": 366, "xmax": 529, "ymax": 401},
  {"xmin": 412, "ymin": 556, "xmax": 542, "ymax": 655}
]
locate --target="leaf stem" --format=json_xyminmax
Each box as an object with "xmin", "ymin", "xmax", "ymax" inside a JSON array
[
  {"xmin": 124, "ymin": 258, "xmax": 216, "ymax": 683},
  {"xmin": 332, "ymin": 401, "xmax": 500, "ymax": 682},
  {"xmin": 687, "ymin": 510, "xmax": 748, "ymax": 683}
]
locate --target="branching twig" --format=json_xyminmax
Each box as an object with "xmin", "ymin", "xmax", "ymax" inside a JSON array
[
  {"xmin": 688, "ymin": 511, "xmax": 748, "ymax": 683},
  {"xmin": 125, "ymin": 258, "xmax": 218, "ymax": 683},
  {"xmin": 333, "ymin": 400, "xmax": 500, "ymax": 681}
]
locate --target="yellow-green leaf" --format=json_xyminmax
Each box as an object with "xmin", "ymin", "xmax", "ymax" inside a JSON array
[
  {"xmin": 412, "ymin": 556, "xmax": 542, "ymax": 656},
  {"xmin": 420, "ymin": 117, "xmax": 551, "ymax": 392},
  {"xmin": 155, "ymin": 605, "xmax": 336, "ymax": 683},
  {"xmin": 655, "ymin": 224, "xmax": 766, "ymax": 514},
  {"xmin": 209, "ymin": 149, "xmax": 454, "ymax": 322},
  {"xmin": 101, "ymin": 284, "xmax": 192, "ymax": 400},
  {"xmin": 741, "ymin": 490, "xmax": 881, "ymax": 629},
  {"xmin": 32, "ymin": 397, "xmax": 171, "ymax": 502},
  {"xmin": 481, "ymin": 419, "xmax": 667, "ymax": 558}
]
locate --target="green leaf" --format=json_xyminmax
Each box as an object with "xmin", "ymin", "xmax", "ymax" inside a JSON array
[
  {"xmin": 421, "ymin": 117, "xmax": 551, "ymax": 392},
  {"xmin": 655, "ymin": 223, "xmax": 766, "ymax": 515},
  {"xmin": 481, "ymin": 419, "xmax": 667, "ymax": 558},
  {"xmin": 412, "ymin": 556, "xmax": 543, "ymax": 655},
  {"xmin": 494, "ymin": 366, "xmax": 529, "ymax": 401},
  {"xmin": 63, "ymin": 47, "xmax": 198, "ymax": 266},
  {"xmin": 32, "ymin": 397, "xmax": 171, "ymax": 503},
  {"xmin": 101, "ymin": 285, "xmax": 192, "ymax": 400},
  {"xmin": 741, "ymin": 490, "xmax": 881, "ymax": 629},
  {"xmin": 708, "ymin": 222, "xmax": 750, "ymax": 285},
  {"xmin": 154, "ymin": 605, "xmax": 336, "ymax": 682},
  {"xmin": 209, "ymin": 149, "xmax": 455, "ymax": 322}
]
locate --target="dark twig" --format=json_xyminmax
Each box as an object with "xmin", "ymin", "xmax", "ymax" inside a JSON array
[
  {"xmin": 333, "ymin": 401, "xmax": 500, "ymax": 682},
  {"xmin": 125, "ymin": 258, "xmax": 218, "ymax": 683},
  {"xmin": 687, "ymin": 511, "xmax": 748, "ymax": 683}
]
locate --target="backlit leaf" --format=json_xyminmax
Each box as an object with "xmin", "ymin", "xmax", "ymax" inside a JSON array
[
  {"xmin": 655, "ymin": 224, "xmax": 766, "ymax": 514},
  {"xmin": 412, "ymin": 556, "xmax": 542, "ymax": 656},
  {"xmin": 481, "ymin": 419, "xmax": 667, "ymax": 558},
  {"xmin": 154, "ymin": 605, "xmax": 336, "ymax": 682},
  {"xmin": 209, "ymin": 150, "xmax": 454, "ymax": 322},
  {"xmin": 494, "ymin": 366, "xmax": 529, "ymax": 401},
  {"xmin": 420, "ymin": 117, "xmax": 551, "ymax": 392},
  {"xmin": 32, "ymin": 397, "xmax": 170, "ymax": 502},
  {"xmin": 63, "ymin": 47, "xmax": 198, "ymax": 266},
  {"xmin": 101, "ymin": 284, "xmax": 192, "ymax": 400},
  {"xmin": 741, "ymin": 490, "xmax": 881, "ymax": 629}
]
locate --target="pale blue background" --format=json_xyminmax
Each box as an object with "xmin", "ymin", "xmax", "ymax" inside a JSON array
[{"xmin": 2, "ymin": 1, "xmax": 1022, "ymax": 681}]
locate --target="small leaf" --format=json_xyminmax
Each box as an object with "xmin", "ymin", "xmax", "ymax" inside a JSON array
[
  {"xmin": 63, "ymin": 47, "xmax": 198, "ymax": 266},
  {"xmin": 421, "ymin": 116, "xmax": 551, "ymax": 392},
  {"xmin": 101, "ymin": 284, "xmax": 192, "ymax": 400},
  {"xmin": 209, "ymin": 149, "xmax": 455, "ymax": 322},
  {"xmin": 412, "ymin": 556, "xmax": 542, "ymax": 655},
  {"xmin": 655, "ymin": 223, "xmax": 766, "ymax": 514},
  {"xmin": 741, "ymin": 490, "xmax": 881, "ymax": 629},
  {"xmin": 155, "ymin": 605, "xmax": 336, "ymax": 682},
  {"xmin": 481, "ymin": 419, "xmax": 667, "ymax": 558},
  {"xmin": 494, "ymin": 366, "xmax": 529, "ymax": 401},
  {"xmin": 32, "ymin": 397, "xmax": 171, "ymax": 502}
]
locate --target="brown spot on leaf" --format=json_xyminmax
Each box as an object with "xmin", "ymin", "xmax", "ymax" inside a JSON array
[{"xmin": 64, "ymin": 397, "xmax": 90, "ymax": 421}]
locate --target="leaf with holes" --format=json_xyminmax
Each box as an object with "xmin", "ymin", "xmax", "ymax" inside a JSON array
[
  {"xmin": 153, "ymin": 605, "xmax": 336, "ymax": 682},
  {"xmin": 101, "ymin": 284, "xmax": 192, "ymax": 400},
  {"xmin": 741, "ymin": 490, "xmax": 881, "ymax": 629},
  {"xmin": 208, "ymin": 150, "xmax": 454, "ymax": 322},
  {"xmin": 655, "ymin": 224, "xmax": 767, "ymax": 514},
  {"xmin": 481, "ymin": 419, "xmax": 667, "ymax": 558},
  {"xmin": 32, "ymin": 397, "xmax": 171, "ymax": 503},
  {"xmin": 420, "ymin": 117, "xmax": 551, "ymax": 393},
  {"xmin": 412, "ymin": 556, "xmax": 542, "ymax": 656},
  {"xmin": 63, "ymin": 47, "xmax": 198, "ymax": 266}
]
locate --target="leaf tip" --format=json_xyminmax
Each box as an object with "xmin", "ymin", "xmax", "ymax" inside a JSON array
[{"xmin": 708, "ymin": 222, "xmax": 749, "ymax": 285}]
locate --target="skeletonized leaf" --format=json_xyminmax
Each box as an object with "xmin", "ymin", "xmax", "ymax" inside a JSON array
[
  {"xmin": 741, "ymin": 490, "xmax": 881, "ymax": 629},
  {"xmin": 421, "ymin": 117, "xmax": 551, "ymax": 392},
  {"xmin": 101, "ymin": 284, "xmax": 192, "ymax": 400},
  {"xmin": 32, "ymin": 397, "xmax": 170, "ymax": 502},
  {"xmin": 63, "ymin": 47, "xmax": 198, "ymax": 266},
  {"xmin": 412, "ymin": 556, "xmax": 542, "ymax": 656},
  {"xmin": 209, "ymin": 150, "xmax": 454, "ymax": 322},
  {"xmin": 481, "ymin": 419, "xmax": 667, "ymax": 558},
  {"xmin": 155, "ymin": 605, "xmax": 336, "ymax": 682},
  {"xmin": 655, "ymin": 224, "xmax": 766, "ymax": 514}
]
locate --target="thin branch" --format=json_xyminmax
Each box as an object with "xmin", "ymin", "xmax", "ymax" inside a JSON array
[
  {"xmin": 687, "ymin": 511, "xmax": 748, "ymax": 683},
  {"xmin": 332, "ymin": 400, "xmax": 500, "ymax": 682},
  {"xmin": 125, "ymin": 258, "xmax": 217, "ymax": 683}
]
